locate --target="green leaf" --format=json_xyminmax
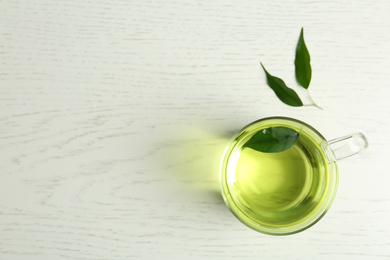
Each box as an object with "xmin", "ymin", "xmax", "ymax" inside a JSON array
[
  {"xmin": 295, "ymin": 28, "xmax": 311, "ymax": 89},
  {"xmin": 260, "ymin": 63, "xmax": 303, "ymax": 107},
  {"xmin": 243, "ymin": 126, "xmax": 299, "ymax": 153}
]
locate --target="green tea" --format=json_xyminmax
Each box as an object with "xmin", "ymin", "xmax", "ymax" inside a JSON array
[
  {"xmin": 221, "ymin": 117, "xmax": 340, "ymax": 235},
  {"xmin": 229, "ymin": 133, "xmax": 329, "ymax": 227}
]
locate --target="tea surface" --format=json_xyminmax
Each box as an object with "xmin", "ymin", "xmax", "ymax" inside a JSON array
[{"xmin": 231, "ymin": 135, "xmax": 329, "ymax": 227}]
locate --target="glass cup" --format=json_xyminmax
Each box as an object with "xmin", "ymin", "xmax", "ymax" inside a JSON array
[{"xmin": 220, "ymin": 117, "xmax": 368, "ymax": 235}]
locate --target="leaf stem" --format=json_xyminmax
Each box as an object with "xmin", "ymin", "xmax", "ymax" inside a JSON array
[
  {"xmin": 304, "ymin": 103, "xmax": 323, "ymax": 110},
  {"xmin": 304, "ymin": 90, "xmax": 323, "ymax": 110}
]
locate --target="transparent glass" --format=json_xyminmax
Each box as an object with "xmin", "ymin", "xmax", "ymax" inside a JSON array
[{"xmin": 220, "ymin": 117, "xmax": 368, "ymax": 235}]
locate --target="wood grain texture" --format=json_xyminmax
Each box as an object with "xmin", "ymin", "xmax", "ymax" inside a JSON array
[{"xmin": 1, "ymin": 0, "xmax": 390, "ymax": 259}]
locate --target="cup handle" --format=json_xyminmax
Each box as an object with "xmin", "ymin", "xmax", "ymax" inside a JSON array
[
  {"xmin": 328, "ymin": 132, "xmax": 368, "ymax": 160},
  {"xmin": 328, "ymin": 133, "xmax": 368, "ymax": 160}
]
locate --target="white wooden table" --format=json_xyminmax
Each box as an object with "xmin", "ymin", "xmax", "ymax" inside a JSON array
[{"xmin": 1, "ymin": 1, "xmax": 389, "ymax": 259}]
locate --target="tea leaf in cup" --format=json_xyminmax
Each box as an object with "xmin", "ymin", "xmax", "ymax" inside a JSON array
[
  {"xmin": 260, "ymin": 63, "xmax": 303, "ymax": 107},
  {"xmin": 295, "ymin": 28, "xmax": 312, "ymax": 89},
  {"xmin": 243, "ymin": 126, "xmax": 299, "ymax": 153}
]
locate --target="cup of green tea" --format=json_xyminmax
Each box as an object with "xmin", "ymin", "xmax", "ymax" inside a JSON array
[{"xmin": 220, "ymin": 117, "xmax": 368, "ymax": 235}]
